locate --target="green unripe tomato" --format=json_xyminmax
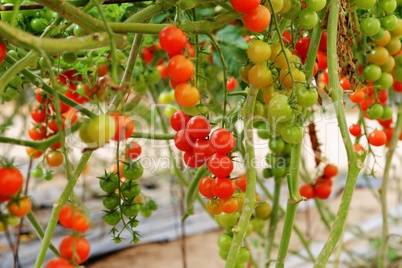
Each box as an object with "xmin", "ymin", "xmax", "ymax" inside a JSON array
[
  {"xmin": 355, "ymin": 0, "xmax": 376, "ymax": 9},
  {"xmin": 30, "ymin": 18, "xmax": 49, "ymax": 33},
  {"xmin": 122, "ymin": 161, "xmax": 143, "ymax": 180},
  {"xmin": 250, "ymin": 217, "xmax": 265, "ymax": 232},
  {"xmin": 366, "ymin": 103, "xmax": 384, "ymax": 119},
  {"xmin": 381, "ymin": 105, "xmax": 393, "ymax": 120},
  {"xmin": 217, "ymin": 233, "xmax": 233, "ymax": 251},
  {"xmin": 62, "ymin": 51, "xmax": 77, "ymax": 64},
  {"xmin": 360, "ymin": 17, "xmax": 381, "ymax": 36},
  {"xmin": 255, "ymin": 202, "xmax": 272, "ymax": 219},
  {"xmin": 281, "ymin": 125, "xmax": 303, "ymax": 144}
]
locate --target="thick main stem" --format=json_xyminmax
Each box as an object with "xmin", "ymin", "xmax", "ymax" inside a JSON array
[
  {"xmin": 276, "ymin": 143, "xmax": 302, "ymax": 268},
  {"xmin": 266, "ymin": 177, "xmax": 283, "ymax": 261},
  {"xmin": 225, "ymin": 87, "xmax": 258, "ymax": 268},
  {"xmin": 378, "ymin": 102, "xmax": 402, "ymax": 268},
  {"xmin": 314, "ymin": 0, "xmax": 363, "ymax": 266}
]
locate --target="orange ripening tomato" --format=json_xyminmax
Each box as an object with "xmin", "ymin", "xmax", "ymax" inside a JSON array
[
  {"xmin": 174, "ymin": 83, "xmax": 200, "ymax": 108},
  {"xmin": 26, "ymin": 147, "xmax": 43, "ymax": 159},
  {"xmin": 8, "ymin": 196, "xmax": 31, "ymax": 217}
]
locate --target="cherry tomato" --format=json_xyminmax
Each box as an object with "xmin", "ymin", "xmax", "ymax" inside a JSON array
[
  {"xmin": 349, "ymin": 124, "xmax": 362, "ymax": 137},
  {"xmin": 0, "ymin": 166, "xmax": 23, "ymax": 198},
  {"xmin": 254, "ymin": 202, "xmax": 272, "ymax": 219},
  {"xmin": 8, "ymin": 196, "xmax": 31, "ymax": 217},
  {"xmin": 323, "ymin": 164, "xmax": 338, "ymax": 178},
  {"xmin": 28, "ymin": 124, "xmax": 46, "ymax": 140},
  {"xmin": 31, "ymin": 106, "xmax": 47, "ymax": 123},
  {"xmin": 235, "ymin": 174, "xmax": 247, "ymax": 192},
  {"xmin": 167, "ymin": 55, "xmax": 194, "ymax": 83},
  {"xmin": 158, "ymin": 26, "xmax": 187, "ymax": 55},
  {"xmin": 211, "ymin": 177, "xmax": 236, "ymax": 199},
  {"xmin": 26, "ymin": 147, "xmax": 43, "ymax": 159},
  {"xmin": 226, "ymin": 77, "xmax": 238, "ymax": 91},
  {"xmin": 230, "ymin": 0, "xmax": 260, "ymax": 13},
  {"xmin": 71, "ymin": 214, "xmax": 90, "ymax": 233},
  {"xmin": 45, "ymin": 258, "xmax": 74, "ymax": 268},
  {"xmin": 187, "ymin": 115, "xmax": 211, "ymax": 139},
  {"xmin": 59, "ymin": 235, "xmax": 90, "ymax": 264},
  {"xmin": 349, "ymin": 90, "xmax": 365, "ymax": 103},
  {"xmin": 368, "ymin": 130, "xmax": 387, "ymax": 146},
  {"xmin": 46, "ymin": 151, "xmax": 64, "ymax": 167},
  {"xmin": 295, "ymin": 37, "xmax": 311, "ymax": 59},
  {"xmin": 183, "ymin": 151, "xmax": 205, "ymax": 168},
  {"xmin": 193, "ymin": 139, "xmax": 216, "ymax": 160},
  {"xmin": 243, "ymin": 5, "xmax": 271, "ymax": 33},
  {"xmin": 206, "ymin": 199, "xmax": 222, "ymax": 215},
  {"xmin": 99, "ymin": 172, "xmax": 120, "ymax": 193},
  {"xmin": 58, "ymin": 204, "xmax": 81, "ymax": 229},
  {"xmin": 219, "ymin": 197, "xmax": 238, "ymax": 214},
  {"xmin": 174, "ymin": 83, "xmax": 200, "ymax": 108},
  {"xmin": 314, "ymin": 183, "xmax": 331, "ymax": 199},
  {"xmin": 174, "ymin": 129, "xmax": 196, "ymax": 152},
  {"xmin": 209, "ymin": 128, "xmax": 236, "ymax": 154},
  {"xmin": 125, "ymin": 142, "xmax": 142, "ymax": 160},
  {"xmin": 170, "ymin": 110, "xmax": 191, "ymax": 131},
  {"xmin": 247, "ymin": 40, "xmax": 272, "ymax": 64},
  {"xmin": 198, "ymin": 177, "xmax": 215, "ymax": 198},
  {"xmin": 0, "ymin": 41, "xmax": 6, "ymax": 64},
  {"xmin": 122, "ymin": 161, "xmax": 143, "ymax": 180},
  {"xmin": 299, "ymin": 184, "xmax": 314, "ymax": 199}
]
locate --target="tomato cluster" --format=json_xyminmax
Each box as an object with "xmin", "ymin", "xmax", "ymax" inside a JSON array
[
  {"xmin": 157, "ymin": 26, "xmax": 200, "ymax": 108},
  {"xmin": 45, "ymin": 204, "xmax": 91, "ymax": 267},
  {"xmin": 261, "ymin": 136, "xmax": 293, "ymax": 179},
  {"xmin": 0, "ymin": 164, "xmax": 32, "ymax": 234},
  {"xmin": 241, "ymin": 38, "xmax": 317, "ymax": 143},
  {"xmin": 299, "ymin": 164, "xmax": 339, "ymax": 200}
]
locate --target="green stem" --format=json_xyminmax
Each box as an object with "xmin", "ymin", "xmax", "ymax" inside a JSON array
[
  {"xmin": 34, "ymin": 151, "xmax": 92, "ymax": 268},
  {"xmin": 26, "ymin": 212, "xmax": 59, "ymax": 256},
  {"xmin": 33, "ymin": 0, "xmax": 105, "ymax": 32},
  {"xmin": 314, "ymin": 0, "xmax": 364, "ymax": 266},
  {"xmin": 266, "ymin": 177, "xmax": 283, "ymax": 262},
  {"xmin": 131, "ymin": 132, "xmax": 175, "ymax": 140},
  {"xmin": 182, "ymin": 165, "xmax": 209, "ymax": 221},
  {"xmin": 92, "ymin": 0, "xmax": 119, "ymax": 83},
  {"xmin": 225, "ymin": 86, "xmax": 258, "ymax": 268},
  {"xmin": 378, "ymin": 102, "xmax": 402, "ymax": 268},
  {"xmin": 0, "ymin": 22, "xmax": 126, "ymax": 53},
  {"xmin": 0, "ymin": 123, "xmax": 81, "ymax": 150},
  {"xmin": 257, "ymin": 177, "xmax": 315, "ymax": 262},
  {"xmin": 276, "ymin": 143, "xmax": 302, "ymax": 268},
  {"xmin": 111, "ymin": 32, "xmax": 144, "ymax": 109}
]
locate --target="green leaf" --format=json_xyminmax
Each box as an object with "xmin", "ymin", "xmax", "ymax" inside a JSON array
[
  {"xmin": 213, "ymin": 44, "xmax": 247, "ymax": 76},
  {"xmin": 215, "ymin": 25, "xmax": 248, "ymax": 49}
]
